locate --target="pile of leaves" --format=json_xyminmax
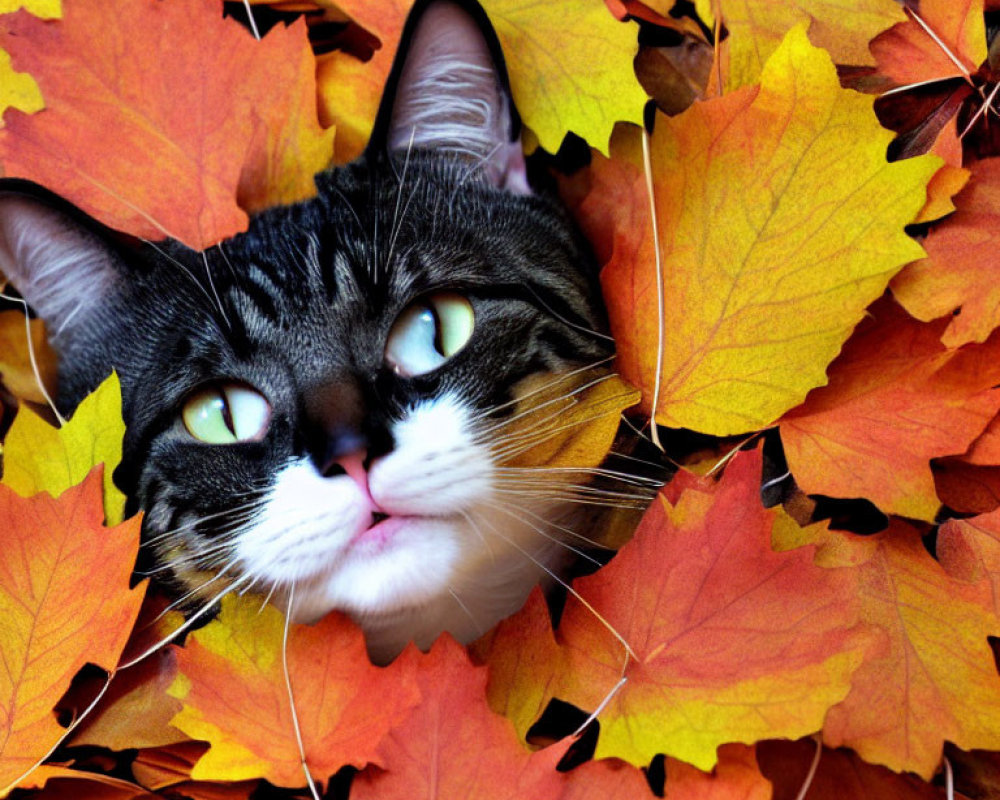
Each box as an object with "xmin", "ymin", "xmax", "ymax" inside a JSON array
[{"xmin": 2, "ymin": 0, "xmax": 1000, "ymax": 797}]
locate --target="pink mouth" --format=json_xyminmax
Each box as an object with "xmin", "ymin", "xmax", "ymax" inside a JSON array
[{"xmin": 350, "ymin": 514, "xmax": 412, "ymax": 552}]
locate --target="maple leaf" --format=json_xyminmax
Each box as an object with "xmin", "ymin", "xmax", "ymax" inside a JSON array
[
  {"xmin": 498, "ymin": 374, "xmax": 639, "ymax": 471},
  {"xmin": 693, "ymin": 0, "xmax": 906, "ymax": 90},
  {"xmin": 892, "ymin": 159, "xmax": 1000, "ymax": 347},
  {"xmin": 0, "ymin": 46, "xmax": 41, "ymax": 118},
  {"xmin": 870, "ymin": 0, "xmax": 986, "ymax": 88},
  {"xmin": 662, "ymin": 744, "xmax": 772, "ymax": 800},
  {"xmin": 591, "ymin": 27, "xmax": 936, "ymax": 435},
  {"xmin": 779, "ymin": 297, "xmax": 1000, "ymax": 520},
  {"xmin": 0, "ymin": 471, "xmax": 145, "ymax": 794},
  {"xmin": 316, "ymin": 0, "xmax": 411, "ymax": 164},
  {"xmin": 131, "ymin": 742, "xmax": 259, "ymax": 800},
  {"xmin": 167, "ymin": 593, "xmax": 420, "ymax": 787},
  {"xmin": 482, "ymin": 448, "xmax": 868, "ymax": 771},
  {"xmin": 1, "ymin": 371, "xmax": 126, "ymax": 523},
  {"xmin": 351, "ymin": 637, "xmax": 571, "ymax": 800},
  {"xmin": 0, "ymin": 310, "xmax": 56, "ymax": 405},
  {"xmin": 557, "ymin": 758, "xmax": 657, "ymax": 800},
  {"xmin": 777, "ymin": 519, "xmax": 1000, "ymax": 777},
  {"xmin": 937, "ymin": 509, "xmax": 1000, "ymax": 612},
  {"xmin": 0, "ymin": 0, "xmax": 333, "ymax": 249},
  {"xmin": 0, "ymin": 0, "xmax": 57, "ymax": 18},
  {"xmin": 757, "ymin": 738, "xmax": 951, "ymax": 800}
]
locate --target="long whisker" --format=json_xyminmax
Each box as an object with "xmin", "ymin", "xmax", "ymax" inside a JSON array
[{"xmin": 283, "ymin": 583, "xmax": 322, "ymax": 800}]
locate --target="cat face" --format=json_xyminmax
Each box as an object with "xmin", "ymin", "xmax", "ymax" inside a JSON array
[{"xmin": 0, "ymin": 0, "xmax": 621, "ymax": 660}]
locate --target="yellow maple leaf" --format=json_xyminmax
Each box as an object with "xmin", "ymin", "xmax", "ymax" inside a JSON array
[
  {"xmin": 595, "ymin": 26, "xmax": 937, "ymax": 436},
  {"xmin": 695, "ymin": 0, "xmax": 906, "ymax": 90},
  {"xmin": 482, "ymin": 0, "xmax": 647, "ymax": 154},
  {"xmin": 0, "ymin": 0, "xmax": 59, "ymax": 18},
  {"xmin": 1, "ymin": 372, "xmax": 127, "ymax": 524},
  {"xmin": 0, "ymin": 47, "xmax": 43, "ymax": 118}
]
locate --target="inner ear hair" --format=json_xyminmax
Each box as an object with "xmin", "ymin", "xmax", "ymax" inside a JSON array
[
  {"xmin": 0, "ymin": 181, "xmax": 121, "ymax": 342},
  {"xmin": 374, "ymin": 0, "xmax": 530, "ymax": 194}
]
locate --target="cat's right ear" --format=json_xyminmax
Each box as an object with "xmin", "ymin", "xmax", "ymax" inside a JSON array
[{"xmin": 0, "ymin": 180, "xmax": 122, "ymax": 344}]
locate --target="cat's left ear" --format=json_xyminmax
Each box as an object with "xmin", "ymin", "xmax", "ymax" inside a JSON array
[{"xmin": 369, "ymin": 0, "xmax": 530, "ymax": 194}]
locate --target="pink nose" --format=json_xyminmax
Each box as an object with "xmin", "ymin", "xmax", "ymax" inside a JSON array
[{"xmin": 332, "ymin": 449, "xmax": 378, "ymax": 507}]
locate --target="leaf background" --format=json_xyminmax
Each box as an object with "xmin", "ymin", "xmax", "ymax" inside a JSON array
[{"xmin": 2, "ymin": 0, "xmax": 999, "ymax": 798}]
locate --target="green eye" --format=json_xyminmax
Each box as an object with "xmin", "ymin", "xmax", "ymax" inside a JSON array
[
  {"xmin": 181, "ymin": 383, "xmax": 270, "ymax": 444},
  {"xmin": 385, "ymin": 292, "xmax": 475, "ymax": 377}
]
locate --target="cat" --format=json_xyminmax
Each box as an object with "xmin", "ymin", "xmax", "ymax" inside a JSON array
[{"xmin": 0, "ymin": 0, "xmax": 648, "ymax": 662}]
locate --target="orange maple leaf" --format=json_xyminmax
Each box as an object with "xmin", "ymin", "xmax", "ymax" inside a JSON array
[
  {"xmin": 351, "ymin": 637, "xmax": 572, "ymax": 800},
  {"xmin": 0, "ymin": 0, "xmax": 333, "ymax": 249},
  {"xmin": 779, "ymin": 297, "xmax": 1000, "ymax": 520},
  {"xmin": 167, "ymin": 595, "xmax": 420, "ymax": 788},
  {"xmin": 0, "ymin": 470, "xmax": 145, "ymax": 793},
  {"xmin": 482, "ymin": 448, "xmax": 869, "ymax": 771},
  {"xmin": 893, "ymin": 159, "xmax": 1000, "ymax": 347}
]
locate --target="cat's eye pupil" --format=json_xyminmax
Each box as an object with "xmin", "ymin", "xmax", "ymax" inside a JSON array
[
  {"xmin": 385, "ymin": 292, "xmax": 475, "ymax": 377},
  {"xmin": 181, "ymin": 382, "xmax": 270, "ymax": 445}
]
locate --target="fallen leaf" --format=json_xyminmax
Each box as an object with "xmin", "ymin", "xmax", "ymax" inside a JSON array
[
  {"xmin": 0, "ymin": 0, "xmax": 58, "ymax": 18},
  {"xmin": 804, "ymin": 520, "xmax": 1000, "ymax": 777},
  {"xmin": 131, "ymin": 742, "xmax": 259, "ymax": 800},
  {"xmin": 0, "ymin": 471, "xmax": 145, "ymax": 794},
  {"xmin": 481, "ymin": 0, "xmax": 646, "ymax": 154},
  {"xmin": 1, "ymin": 371, "xmax": 126, "ymax": 523},
  {"xmin": 594, "ymin": 27, "xmax": 936, "ymax": 435},
  {"xmin": 168, "ymin": 594, "xmax": 421, "ymax": 787},
  {"xmin": 500, "ymin": 373, "xmax": 639, "ymax": 470},
  {"xmin": 351, "ymin": 637, "xmax": 572, "ymax": 800},
  {"xmin": 484, "ymin": 448, "xmax": 868, "ymax": 770},
  {"xmin": 558, "ymin": 758, "xmax": 656, "ymax": 800},
  {"xmin": 870, "ymin": 0, "xmax": 985, "ymax": 89},
  {"xmin": 0, "ymin": 310, "xmax": 56, "ymax": 405},
  {"xmin": 664, "ymin": 743, "xmax": 772, "ymax": 800},
  {"xmin": 0, "ymin": 0, "xmax": 332, "ymax": 249},
  {"xmin": 757, "ymin": 738, "xmax": 949, "ymax": 800},
  {"xmin": 892, "ymin": 158, "xmax": 1000, "ymax": 347},
  {"xmin": 779, "ymin": 298, "xmax": 1000, "ymax": 520},
  {"xmin": 693, "ymin": 0, "xmax": 905, "ymax": 89},
  {"xmin": 937, "ymin": 510, "xmax": 1000, "ymax": 611},
  {"xmin": 0, "ymin": 46, "xmax": 42, "ymax": 118},
  {"xmin": 16, "ymin": 772, "xmax": 156, "ymax": 800}
]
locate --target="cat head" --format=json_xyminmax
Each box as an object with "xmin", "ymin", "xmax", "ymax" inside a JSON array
[{"xmin": 0, "ymin": 0, "xmax": 620, "ymax": 660}]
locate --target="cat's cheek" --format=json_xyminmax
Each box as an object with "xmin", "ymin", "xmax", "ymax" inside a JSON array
[{"xmin": 233, "ymin": 459, "xmax": 371, "ymax": 584}]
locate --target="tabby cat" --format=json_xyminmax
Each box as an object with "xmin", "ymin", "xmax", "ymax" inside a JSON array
[{"xmin": 0, "ymin": 0, "xmax": 639, "ymax": 661}]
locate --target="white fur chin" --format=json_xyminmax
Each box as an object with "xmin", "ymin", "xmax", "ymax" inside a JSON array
[{"xmin": 231, "ymin": 395, "xmax": 566, "ymax": 661}]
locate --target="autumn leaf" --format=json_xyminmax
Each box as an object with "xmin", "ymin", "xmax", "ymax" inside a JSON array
[
  {"xmin": 481, "ymin": 0, "xmax": 646, "ymax": 154},
  {"xmin": 499, "ymin": 373, "xmax": 639, "ymax": 471},
  {"xmin": 0, "ymin": 47, "xmax": 42, "ymax": 118},
  {"xmin": 351, "ymin": 637, "xmax": 572, "ymax": 800},
  {"xmin": 593, "ymin": 27, "xmax": 936, "ymax": 435},
  {"xmin": 557, "ymin": 758, "xmax": 658, "ymax": 800},
  {"xmin": 663, "ymin": 744, "xmax": 771, "ymax": 800},
  {"xmin": 0, "ymin": 0, "xmax": 57, "ymax": 19},
  {"xmin": 781, "ymin": 520, "xmax": 1000, "ymax": 777},
  {"xmin": 168, "ymin": 594, "xmax": 420, "ymax": 787},
  {"xmin": 0, "ymin": 471, "xmax": 145, "ymax": 794},
  {"xmin": 870, "ymin": 0, "xmax": 986, "ymax": 89},
  {"xmin": 757, "ymin": 738, "xmax": 950, "ymax": 800},
  {"xmin": 937, "ymin": 508, "xmax": 1000, "ymax": 612},
  {"xmin": 694, "ymin": 0, "xmax": 905, "ymax": 90},
  {"xmin": 15, "ymin": 771, "xmax": 157, "ymax": 800},
  {"xmin": 1, "ymin": 371, "xmax": 126, "ymax": 523},
  {"xmin": 892, "ymin": 159, "xmax": 1000, "ymax": 347},
  {"xmin": 0, "ymin": 310, "xmax": 56, "ymax": 405},
  {"xmin": 779, "ymin": 297, "xmax": 1000, "ymax": 521},
  {"xmin": 0, "ymin": 0, "xmax": 333, "ymax": 249},
  {"xmin": 482, "ymin": 448, "xmax": 868, "ymax": 771},
  {"xmin": 131, "ymin": 742, "xmax": 259, "ymax": 800}
]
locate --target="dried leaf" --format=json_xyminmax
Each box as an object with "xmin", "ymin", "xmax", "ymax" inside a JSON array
[
  {"xmin": 0, "ymin": 472, "xmax": 144, "ymax": 793},
  {"xmin": 0, "ymin": 0, "xmax": 333, "ymax": 249},
  {"xmin": 892, "ymin": 158, "xmax": 1000, "ymax": 347},
  {"xmin": 0, "ymin": 311, "xmax": 55, "ymax": 405},
  {"xmin": 351, "ymin": 637, "xmax": 571, "ymax": 800},
  {"xmin": 779, "ymin": 298, "xmax": 1000, "ymax": 520},
  {"xmin": 693, "ymin": 0, "xmax": 905, "ymax": 89},
  {"xmin": 594, "ymin": 27, "xmax": 936, "ymax": 435},
  {"xmin": 168, "ymin": 594, "xmax": 421, "ymax": 787},
  {"xmin": 1, "ymin": 371, "xmax": 126, "ymax": 523}
]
